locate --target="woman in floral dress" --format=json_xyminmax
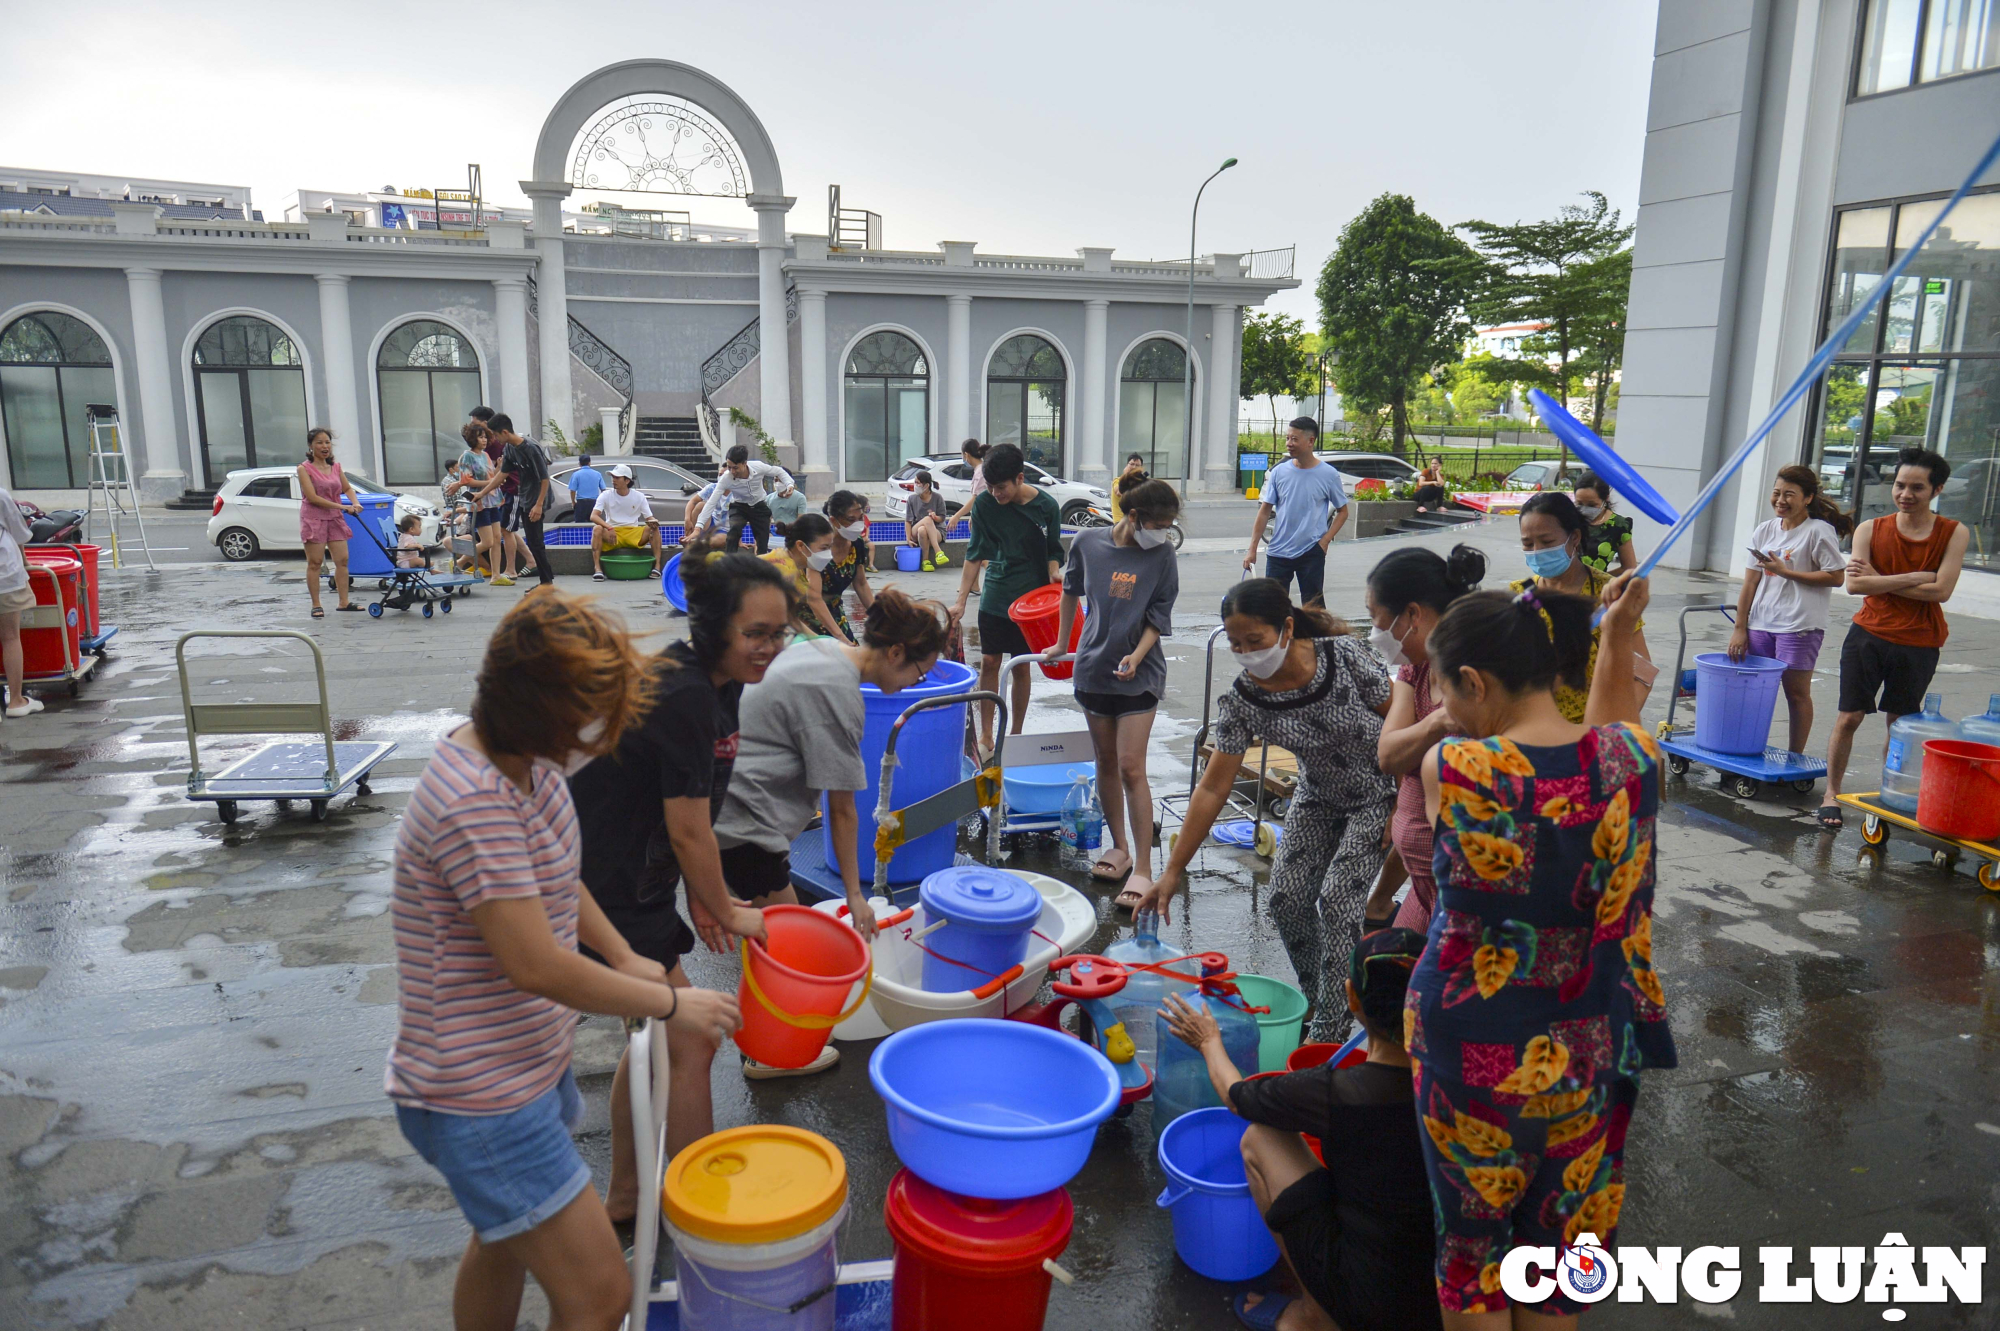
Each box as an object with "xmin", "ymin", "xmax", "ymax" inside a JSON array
[{"xmin": 1407, "ymin": 571, "xmax": 1675, "ymax": 1325}]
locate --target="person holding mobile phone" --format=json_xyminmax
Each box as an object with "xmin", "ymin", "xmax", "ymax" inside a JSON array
[{"xmin": 1727, "ymin": 465, "xmax": 1851, "ymax": 758}]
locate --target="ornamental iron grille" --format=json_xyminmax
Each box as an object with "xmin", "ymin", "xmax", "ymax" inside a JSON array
[
  {"xmin": 194, "ymin": 317, "xmax": 303, "ymax": 367},
  {"xmin": 1, "ymin": 312, "xmax": 112, "ymax": 365},
  {"xmin": 848, "ymin": 332, "xmax": 927, "ymax": 377},
  {"xmin": 570, "ymin": 96, "xmax": 750, "ymax": 198},
  {"xmin": 378, "ymin": 320, "xmax": 477, "ymax": 369},
  {"xmin": 989, "ymin": 334, "xmax": 1063, "ymax": 380},
  {"xmin": 1123, "ymin": 338, "xmax": 1188, "ymax": 381},
  {"xmin": 0, "ymin": 313, "xmax": 115, "ymax": 489}
]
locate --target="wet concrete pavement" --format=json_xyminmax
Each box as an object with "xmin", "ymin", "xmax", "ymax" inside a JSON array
[{"xmin": 3, "ymin": 526, "xmax": 1998, "ymax": 1329}]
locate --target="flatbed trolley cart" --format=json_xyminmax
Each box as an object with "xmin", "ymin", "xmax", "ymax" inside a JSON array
[
  {"xmin": 13, "ymin": 562, "xmax": 101, "ymax": 700},
  {"xmin": 1838, "ymin": 791, "xmax": 2000, "ymax": 890},
  {"xmin": 621, "ymin": 1017, "xmax": 895, "ymax": 1330},
  {"xmin": 1155, "ymin": 625, "xmax": 1287, "ymax": 859},
  {"xmin": 175, "ymin": 630, "xmax": 396, "ymax": 824},
  {"xmin": 1657, "ymin": 603, "xmax": 1827, "ymax": 799},
  {"xmin": 344, "ymin": 518, "xmax": 478, "ymax": 617},
  {"xmin": 26, "ymin": 542, "xmax": 118, "ymax": 657}
]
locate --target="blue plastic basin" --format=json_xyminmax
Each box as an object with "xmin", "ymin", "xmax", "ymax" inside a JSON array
[
  {"xmin": 1003, "ymin": 760, "xmax": 1095, "ymax": 816},
  {"xmin": 1156, "ymin": 1108, "xmax": 1280, "ymax": 1281},
  {"xmin": 869, "ymin": 1019, "xmax": 1120, "ymax": 1199},
  {"xmin": 660, "ymin": 553, "xmax": 687, "ymax": 611},
  {"xmin": 826, "ymin": 658, "xmax": 976, "ymax": 883}
]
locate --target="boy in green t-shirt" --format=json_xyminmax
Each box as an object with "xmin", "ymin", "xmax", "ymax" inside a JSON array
[{"xmin": 950, "ymin": 443, "xmax": 1065, "ymax": 757}]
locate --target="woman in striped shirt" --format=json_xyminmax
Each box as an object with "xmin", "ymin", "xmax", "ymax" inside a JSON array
[{"xmin": 387, "ymin": 593, "xmax": 740, "ymax": 1331}]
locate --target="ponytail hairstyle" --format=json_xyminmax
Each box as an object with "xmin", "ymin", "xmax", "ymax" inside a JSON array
[
  {"xmin": 783, "ymin": 512, "xmax": 833, "ymax": 552},
  {"xmin": 1572, "ymin": 470, "xmax": 1614, "ymax": 510},
  {"xmin": 677, "ymin": 550, "xmax": 795, "ymax": 669},
  {"xmin": 959, "ymin": 438, "xmax": 987, "ymax": 461},
  {"xmin": 1366, "ymin": 543, "xmax": 1486, "ymax": 617},
  {"xmin": 1774, "ymin": 464, "xmax": 1855, "ymax": 538},
  {"xmin": 862, "ymin": 586, "xmax": 949, "ymax": 661},
  {"xmin": 1120, "ymin": 478, "xmax": 1181, "ymax": 526},
  {"xmin": 1427, "ymin": 587, "xmax": 1595, "ymax": 695},
  {"xmin": 1220, "ymin": 576, "xmax": 1346, "ymax": 640}
]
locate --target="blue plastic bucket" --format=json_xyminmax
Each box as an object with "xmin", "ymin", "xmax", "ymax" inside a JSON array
[
  {"xmin": 1003, "ymin": 761, "xmax": 1094, "ymax": 815},
  {"xmin": 896, "ymin": 545, "xmax": 923, "ymax": 572},
  {"xmin": 346, "ymin": 493, "xmax": 397, "ymax": 575},
  {"xmin": 660, "ymin": 553, "xmax": 687, "ymax": 611},
  {"xmin": 1692, "ymin": 652, "xmax": 1787, "ymax": 754},
  {"xmin": 825, "ymin": 658, "xmax": 976, "ymax": 883},
  {"xmin": 916, "ymin": 866, "xmax": 1043, "ymax": 992},
  {"xmin": 1155, "ymin": 1108, "xmax": 1279, "ymax": 1282},
  {"xmin": 869, "ymin": 1019, "xmax": 1120, "ymax": 1199}
]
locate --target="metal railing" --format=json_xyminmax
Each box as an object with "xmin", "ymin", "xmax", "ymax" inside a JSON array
[
  {"xmin": 697, "ymin": 285, "xmax": 799, "ymax": 459},
  {"xmin": 529, "ymin": 274, "xmax": 637, "ymax": 446},
  {"xmin": 1244, "ymin": 246, "xmax": 1295, "ymax": 280}
]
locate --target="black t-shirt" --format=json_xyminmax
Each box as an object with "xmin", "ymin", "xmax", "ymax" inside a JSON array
[
  {"xmin": 569, "ymin": 642, "xmax": 741, "ymax": 950},
  {"xmin": 1229, "ymin": 1061, "xmax": 1437, "ymax": 1331},
  {"xmin": 500, "ymin": 440, "xmax": 550, "ymax": 505}
]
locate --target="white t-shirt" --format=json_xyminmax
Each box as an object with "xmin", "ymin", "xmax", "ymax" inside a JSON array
[
  {"xmin": 1747, "ymin": 516, "xmax": 1846, "ymax": 634},
  {"xmin": 593, "ymin": 488, "xmax": 655, "ymax": 528}
]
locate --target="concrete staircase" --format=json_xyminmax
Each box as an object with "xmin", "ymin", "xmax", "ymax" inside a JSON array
[
  {"xmin": 633, "ymin": 417, "xmax": 708, "ymax": 471},
  {"xmin": 1388, "ymin": 508, "xmax": 1481, "ymax": 537}
]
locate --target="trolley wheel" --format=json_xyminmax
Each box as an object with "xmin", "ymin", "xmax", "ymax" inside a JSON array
[
  {"xmin": 1979, "ymin": 861, "xmax": 1998, "ymax": 892},
  {"xmin": 422, "ymin": 603, "xmax": 433, "ymax": 619},
  {"xmin": 1932, "ymin": 848, "xmax": 1956, "ymax": 871},
  {"xmin": 356, "ymin": 780, "xmax": 373, "ymax": 797},
  {"xmin": 1270, "ymin": 797, "xmax": 1291, "ymax": 819},
  {"xmin": 1253, "ymin": 824, "xmax": 1279, "ymax": 859},
  {"xmin": 1861, "ymin": 814, "xmax": 1887, "ymax": 846},
  {"xmin": 311, "ymin": 800, "xmax": 329, "ymax": 823},
  {"xmin": 1728, "ymin": 775, "xmax": 1760, "ymax": 799},
  {"xmin": 217, "ymin": 800, "xmax": 239, "ymax": 825},
  {"xmin": 366, "ymin": 602, "xmax": 382, "ymax": 618},
  {"xmin": 439, "ymin": 597, "xmax": 452, "ymax": 614},
  {"xmin": 377, "ymin": 579, "xmax": 392, "ymax": 592},
  {"xmin": 1790, "ymin": 779, "xmax": 1818, "ymax": 794},
  {"xmin": 67, "ymin": 678, "xmax": 80, "ymax": 697},
  {"xmin": 1666, "ymin": 755, "xmax": 1691, "ymax": 776}
]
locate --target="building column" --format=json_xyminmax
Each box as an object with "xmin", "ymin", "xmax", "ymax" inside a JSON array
[
  {"xmin": 493, "ymin": 277, "xmax": 532, "ymax": 428},
  {"xmin": 598, "ymin": 406, "xmax": 624, "ymax": 456},
  {"xmin": 122, "ymin": 267, "xmax": 183, "ymax": 489},
  {"xmin": 798, "ymin": 287, "xmax": 832, "ymax": 494},
  {"xmin": 1079, "ymin": 298, "xmax": 1109, "ymax": 482},
  {"xmin": 313, "ymin": 275, "xmax": 363, "ymax": 473},
  {"xmin": 748, "ymin": 194, "xmax": 796, "ymax": 447},
  {"xmin": 945, "ymin": 293, "xmax": 972, "ymax": 446},
  {"xmin": 520, "ymin": 181, "xmax": 573, "ymax": 439},
  {"xmin": 1202, "ymin": 303, "xmax": 1240, "ymax": 493}
]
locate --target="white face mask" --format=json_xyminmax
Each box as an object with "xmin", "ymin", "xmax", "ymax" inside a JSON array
[
  {"xmin": 1133, "ymin": 525, "xmax": 1172, "ymax": 549},
  {"xmin": 1576, "ymin": 503, "xmax": 1605, "ymax": 522},
  {"xmin": 543, "ymin": 718, "xmax": 607, "ymax": 778},
  {"xmin": 807, "ymin": 548, "xmax": 834, "ymax": 571},
  {"xmin": 1231, "ymin": 631, "xmax": 1291, "ymax": 681},
  {"xmin": 1368, "ymin": 614, "xmax": 1411, "ymax": 670},
  {"xmin": 836, "ymin": 520, "xmax": 867, "ymax": 540}
]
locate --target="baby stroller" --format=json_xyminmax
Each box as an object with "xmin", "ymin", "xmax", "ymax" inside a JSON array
[{"xmin": 347, "ymin": 511, "xmax": 478, "ymax": 618}]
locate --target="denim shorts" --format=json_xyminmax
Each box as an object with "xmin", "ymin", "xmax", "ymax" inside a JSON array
[{"xmin": 395, "ymin": 1068, "xmax": 590, "ymax": 1243}]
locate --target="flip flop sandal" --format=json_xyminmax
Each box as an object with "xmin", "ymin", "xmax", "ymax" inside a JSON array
[
  {"xmin": 1233, "ymin": 1292, "xmax": 1293, "ymax": 1330},
  {"xmin": 335, "ymin": 604, "xmax": 364, "ymax": 612},
  {"xmin": 310, "ymin": 607, "xmax": 325, "ymax": 619},
  {"xmin": 1816, "ymin": 805, "xmax": 1845, "ymax": 829}
]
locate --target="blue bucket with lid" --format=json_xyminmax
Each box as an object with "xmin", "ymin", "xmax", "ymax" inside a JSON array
[{"xmin": 917, "ymin": 867, "xmax": 1042, "ymax": 993}]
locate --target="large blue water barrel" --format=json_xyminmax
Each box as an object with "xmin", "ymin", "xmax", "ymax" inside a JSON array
[
  {"xmin": 345, "ymin": 493, "xmax": 398, "ymax": 575},
  {"xmin": 825, "ymin": 658, "xmax": 976, "ymax": 883}
]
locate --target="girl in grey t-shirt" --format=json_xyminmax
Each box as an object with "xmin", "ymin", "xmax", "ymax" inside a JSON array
[{"xmin": 1043, "ymin": 479, "xmax": 1181, "ymax": 905}]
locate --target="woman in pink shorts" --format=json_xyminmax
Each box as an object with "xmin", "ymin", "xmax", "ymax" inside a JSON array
[
  {"xmin": 297, "ymin": 427, "xmax": 362, "ymax": 617},
  {"xmin": 1728, "ymin": 464, "xmax": 1852, "ymax": 755}
]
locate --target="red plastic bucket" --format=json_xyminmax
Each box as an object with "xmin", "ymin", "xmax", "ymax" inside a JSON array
[
  {"xmin": 735, "ymin": 905, "xmax": 872, "ymax": 1069},
  {"xmin": 1282, "ymin": 1042, "xmax": 1367, "ymax": 1165},
  {"xmin": 1006, "ymin": 585, "xmax": 1085, "ymax": 680},
  {"xmin": 21, "ymin": 558, "xmax": 83, "ymax": 678},
  {"xmin": 884, "ymin": 1168, "xmax": 1072, "ymax": 1331},
  {"xmin": 1917, "ymin": 740, "xmax": 2000, "ymax": 843},
  {"xmin": 27, "ymin": 544, "xmax": 99, "ymax": 637}
]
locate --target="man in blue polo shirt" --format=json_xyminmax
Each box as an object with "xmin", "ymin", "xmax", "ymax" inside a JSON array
[
  {"xmin": 1242, "ymin": 417, "xmax": 1349, "ymax": 603},
  {"xmin": 565, "ymin": 453, "xmax": 606, "ymax": 522}
]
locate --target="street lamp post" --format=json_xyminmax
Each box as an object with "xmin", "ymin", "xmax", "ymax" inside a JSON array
[{"xmin": 1183, "ymin": 157, "xmax": 1235, "ymax": 491}]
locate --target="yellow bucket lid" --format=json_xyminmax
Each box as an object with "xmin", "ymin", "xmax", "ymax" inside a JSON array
[{"xmin": 662, "ymin": 1125, "xmax": 848, "ymax": 1244}]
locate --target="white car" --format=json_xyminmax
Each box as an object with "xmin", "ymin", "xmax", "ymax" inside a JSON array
[
  {"xmin": 547, "ymin": 455, "xmax": 710, "ymax": 519},
  {"xmin": 1315, "ymin": 450, "xmax": 1419, "ymax": 491},
  {"xmin": 1502, "ymin": 460, "xmax": 1581, "ymax": 492},
  {"xmin": 207, "ymin": 467, "xmax": 443, "ymax": 562},
  {"xmin": 888, "ymin": 455, "xmax": 1109, "ymax": 523}
]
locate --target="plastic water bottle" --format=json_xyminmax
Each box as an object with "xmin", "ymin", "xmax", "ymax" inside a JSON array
[
  {"xmin": 1104, "ymin": 910, "xmax": 1193, "ymax": 1071},
  {"xmin": 1152, "ymin": 965, "xmax": 1261, "ymax": 1130},
  {"xmin": 1880, "ymin": 693, "xmax": 1957, "ymax": 814},
  {"xmin": 1957, "ymin": 693, "xmax": 2000, "ymax": 748},
  {"xmin": 1059, "ymin": 774, "xmax": 1103, "ymax": 871}
]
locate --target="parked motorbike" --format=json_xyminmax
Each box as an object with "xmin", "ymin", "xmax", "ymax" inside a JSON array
[{"xmin": 15, "ymin": 500, "xmax": 84, "ymax": 545}]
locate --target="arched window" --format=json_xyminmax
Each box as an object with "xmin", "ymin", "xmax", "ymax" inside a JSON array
[
  {"xmin": 1119, "ymin": 339, "xmax": 1194, "ymax": 480},
  {"xmin": 986, "ymin": 334, "xmax": 1066, "ymax": 474},
  {"xmin": 378, "ymin": 320, "xmax": 483, "ymax": 485},
  {"xmin": 191, "ymin": 315, "xmax": 307, "ymax": 481},
  {"xmin": 1, "ymin": 312, "xmax": 115, "ymax": 488},
  {"xmin": 844, "ymin": 331, "xmax": 928, "ymax": 482}
]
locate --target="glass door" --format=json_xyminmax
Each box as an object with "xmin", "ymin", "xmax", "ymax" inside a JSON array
[{"xmin": 196, "ymin": 371, "xmax": 252, "ymax": 477}]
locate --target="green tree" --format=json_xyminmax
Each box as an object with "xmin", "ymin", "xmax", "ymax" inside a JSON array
[
  {"xmin": 1239, "ymin": 310, "xmax": 1315, "ymax": 447},
  {"xmin": 1567, "ymin": 247, "xmax": 1632, "ymax": 434},
  {"xmin": 1449, "ymin": 355, "xmax": 1506, "ymax": 419},
  {"xmin": 1459, "ymin": 192, "xmax": 1634, "ymax": 441},
  {"xmin": 1317, "ymin": 193, "xmax": 1477, "ymax": 458}
]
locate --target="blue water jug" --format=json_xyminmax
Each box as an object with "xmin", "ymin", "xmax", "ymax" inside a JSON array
[
  {"xmin": 1880, "ymin": 693, "xmax": 1956, "ymax": 814},
  {"xmin": 1104, "ymin": 910, "xmax": 1193, "ymax": 1073},
  {"xmin": 1153, "ymin": 962, "xmax": 1261, "ymax": 1130},
  {"xmin": 1958, "ymin": 694, "xmax": 2000, "ymax": 748}
]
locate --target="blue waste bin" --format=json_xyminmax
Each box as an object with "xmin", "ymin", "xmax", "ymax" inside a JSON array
[{"xmin": 345, "ymin": 494, "xmax": 398, "ymax": 575}]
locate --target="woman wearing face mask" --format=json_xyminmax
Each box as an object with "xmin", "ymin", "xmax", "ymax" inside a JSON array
[
  {"xmin": 1044, "ymin": 479, "xmax": 1182, "ymax": 906},
  {"xmin": 1135, "ymin": 579, "xmax": 1394, "ymax": 1043},
  {"xmin": 567, "ymin": 552, "xmax": 791, "ymax": 1220},
  {"xmin": 1513, "ymin": 491, "xmax": 1653, "ymax": 723},
  {"xmin": 1572, "ymin": 472, "xmax": 1637, "ymax": 576},
  {"xmin": 819, "ymin": 491, "xmax": 876, "ymax": 642},
  {"xmin": 388, "ymin": 592, "xmax": 742, "ymax": 1330},
  {"xmin": 1409, "ymin": 571, "xmax": 1673, "ymax": 1324},
  {"xmin": 1361, "ymin": 543, "xmax": 1487, "ymax": 935},
  {"xmin": 762, "ymin": 514, "xmax": 850, "ymax": 643}
]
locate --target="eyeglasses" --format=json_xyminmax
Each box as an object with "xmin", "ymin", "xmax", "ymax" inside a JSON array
[{"xmin": 737, "ymin": 626, "xmax": 795, "ymax": 648}]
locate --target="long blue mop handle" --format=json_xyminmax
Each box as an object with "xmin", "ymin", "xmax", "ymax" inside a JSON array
[{"xmin": 1597, "ymin": 123, "xmax": 2000, "ymax": 623}]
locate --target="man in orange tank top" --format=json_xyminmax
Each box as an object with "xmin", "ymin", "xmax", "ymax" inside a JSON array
[{"xmin": 1820, "ymin": 446, "xmax": 1969, "ymax": 828}]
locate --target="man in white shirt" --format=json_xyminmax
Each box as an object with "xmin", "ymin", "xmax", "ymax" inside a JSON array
[
  {"xmin": 694, "ymin": 444, "xmax": 796, "ymax": 554},
  {"xmin": 590, "ymin": 464, "xmax": 662, "ymax": 580}
]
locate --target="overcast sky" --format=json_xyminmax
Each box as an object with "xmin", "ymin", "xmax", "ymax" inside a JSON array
[{"xmin": 3, "ymin": 0, "xmax": 1658, "ymax": 324}]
